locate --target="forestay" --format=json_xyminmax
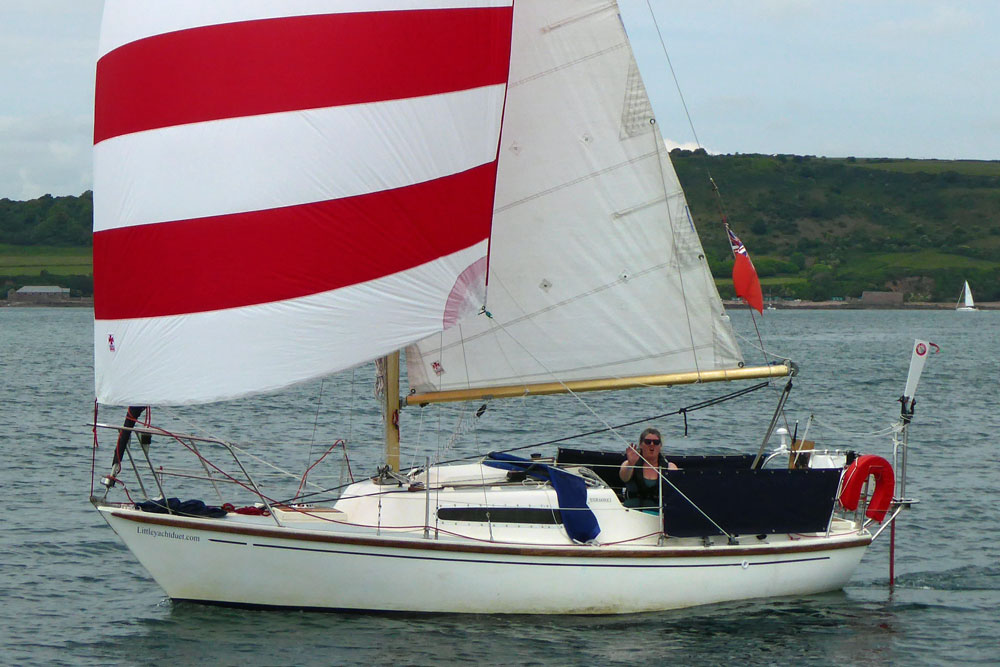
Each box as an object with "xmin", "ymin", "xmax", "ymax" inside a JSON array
[
  {"xmin": 92, "ymin": 1, "xmax": 514, "ymax": 405},
  {"xmin": 406, "ymin": 0, "xmax": 743, "ymax": 396}
]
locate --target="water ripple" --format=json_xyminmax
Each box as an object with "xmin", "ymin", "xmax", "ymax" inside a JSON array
[{"xmin": 4, "ymin": 308, "xmax": 1000, "ymax": 665}]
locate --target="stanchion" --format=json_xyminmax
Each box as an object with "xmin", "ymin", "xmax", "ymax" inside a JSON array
[{"xmin": 889, "ymin": 519, "xmax": 896, "ymax": 589}]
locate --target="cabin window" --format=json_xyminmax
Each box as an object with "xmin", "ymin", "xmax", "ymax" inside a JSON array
[{"xmin": 436, "ymin": 507, "xmax": 561, "ymax": 524}]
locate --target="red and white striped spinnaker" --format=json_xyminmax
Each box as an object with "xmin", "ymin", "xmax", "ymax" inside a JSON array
[{"xmin": 93, "ymin": 1, "xmax": 513, "ymax": 405}]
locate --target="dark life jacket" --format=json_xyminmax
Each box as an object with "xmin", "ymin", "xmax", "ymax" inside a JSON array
[{"xmin": 623, "ymin": 455, "xmax": 667, "ymax": 506}]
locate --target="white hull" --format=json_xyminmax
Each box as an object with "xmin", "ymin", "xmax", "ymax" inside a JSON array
[{"xmin": 99, "ymin": 504, "xmax": 869, "ymax": 614}]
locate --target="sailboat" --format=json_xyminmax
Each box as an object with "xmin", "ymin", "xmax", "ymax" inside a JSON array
[
  {"xmin": 90, "ymin": 0, "xmax": 918, "ymax": 613},
  {"xmin": 956, "ymin": 280, "xmax": 977, "ymax": 311}
]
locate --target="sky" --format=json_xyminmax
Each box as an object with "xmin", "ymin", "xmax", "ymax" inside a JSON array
[{"xmin": 2, "ymin": 0, "xmax": 999, "ymax": 201}]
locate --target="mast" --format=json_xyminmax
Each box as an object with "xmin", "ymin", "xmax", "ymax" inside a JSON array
[{"xmin": 384, "ymin": 350, "xmax": 401, "ymax": 471}]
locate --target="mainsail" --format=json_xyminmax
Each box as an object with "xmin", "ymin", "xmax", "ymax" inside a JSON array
[
  {"xmin": 406, "ymin": 0, "xmax": 744, "ymax": 398},
  {"xmin": 93, "ymin": 1, "xmax": 514, "ymax": 405}
]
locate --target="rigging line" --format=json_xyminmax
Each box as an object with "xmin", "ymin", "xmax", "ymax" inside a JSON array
[
  {"xmin": 306, "ymin": 378, "xmax": 326, "ymax": 474},
  {"xmin": 273, "ymin": 476, "xmax": 361, "ymax": 505},
  {"xmin": 644, "ymin": 4, "xmax": 727, "ymax": 295},
  {"xmin": 117, "ymin": 407, "xmax": 340, "ymax": 491},
  {"xmin": 644, "ymin": 0, "xmax": 771, "ymax": 369},
  {"xmin": 149, "ymin": 406, "xmax": 300, "ymax": 483},
  {"xmin": 478, "ymin": 276, "xmax": 528, "ymax": 400},
  {"xmin": 733, "ymin": 330, "xmax": 792, "ymax": 362},
  {"xmin": 138, "ymin": 424, "xmax": 286, "ymax": 509},
  {"xmin": 148, "ymin": 407, "xmax": 309, "ymax": 464},
  {"xmin": 457, "ymin": 321, "xmax": 475, "ymax": 458},
  {"xmin": 115, "ymin": 418, "xmax": 342, "ymax": 504},
  {"xmin": 424, "ymin": 326, "xmax": 477, "ymax": 460},
  {"xmin": 156, "ymin": 406, "xmax": 225, "ymax": 443},
  {"xmin": 644, "ymin": 0, "xmax": 701, "ymax": 149},
  {"xmin": 294, "ymin": 439, "xmax": 345, "ymax": 500},
  {"xmin": 675, "ymin": 380, "xmax": 770, "ymax": 412},
  {"xmin": 718, "ymin": 199, "xmax": 769, "ymax": 365},
  {"xmin": 436, "ymin": 331, "xmax": 446, "ymax": 465},
  {"xmin": 416, "ymin": 328, "xmax": 447, "ymax": 465},
  {"xmin": 649, "ymin": 115, "xmax": 702, "ymax": 380},
  {"xmin": 412, "ymin": 400, "xmax": 428, "ymax": 469},
  {"xmin": 648, "ymin": 459, "xmax": 734, "ymax": 541},
  {"xmin": 344, "ymin": 367, "xmax": 357, "ymax": 485},
  {"xmin": 91, "ymin": 400, "xmax": 99, "ymax": 498},
  {"xmin": 222, "ymin": 441, "xmax": 320, "ymax": 485},
  {"xmin": 643, "ymin": 0, "xmax": 765, "ymax": 351},
  {"xmin": 434, "ymin": 381, "xmax": 770, "ymax": 465},
  {"xmin": 745, "ymin": 307, "xmax": 769, "ymax": 370},
  {"xmin": 479, "ymin": 312, "xmax": 631, "ymax": 449},
  {"xmin": 808, "ymin": 414, "xmax": 896, "ymax": 439},
  {"xmin": 478, "ymin": 458, "xmax": 494, "ymax": 542},
  {"xmin": 733, "ymin": 327, "xmax": 789, "ymax": 439}
]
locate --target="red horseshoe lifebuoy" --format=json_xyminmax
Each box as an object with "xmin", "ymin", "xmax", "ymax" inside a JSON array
[{"xmin": 839, "ymin": 455, "xmax": 895, "ymax": 522}]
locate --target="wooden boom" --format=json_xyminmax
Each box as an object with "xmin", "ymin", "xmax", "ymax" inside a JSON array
[{"xmin": 405, "ymin": 363, "xmax": 794, "ymax": 406}]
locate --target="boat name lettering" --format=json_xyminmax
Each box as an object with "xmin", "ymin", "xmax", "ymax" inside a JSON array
[{"xmin": 137, "ymin": 526, "xmax": 200, "ymax": 542}]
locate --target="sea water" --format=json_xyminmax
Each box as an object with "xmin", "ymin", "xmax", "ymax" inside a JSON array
[{"xmin": 1, "ymin": 307, "xmax": 998, "ymax": 665}]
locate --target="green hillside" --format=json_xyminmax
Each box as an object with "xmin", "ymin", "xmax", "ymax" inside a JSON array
[
  {"xmin": 672, "ymin": 151, "xmax": 1000, "ymax": 301},
  {"xmin": 3, "ymin": 153, "xmax": 1000, "ymax": 301},
  {"xmin": 0, "ymin": 192, "xmax": 93, "ymax": 297},
  {"xmin": 0, "ymin": 191, "xmax": 91, "ymax": 246}
]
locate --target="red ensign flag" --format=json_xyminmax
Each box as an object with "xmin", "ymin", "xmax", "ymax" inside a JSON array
[{"xmin": 726, "ymin": 226, "xmax": 764, "ymax": 313}]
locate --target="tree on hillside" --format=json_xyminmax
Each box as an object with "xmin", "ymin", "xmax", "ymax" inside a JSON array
[{"xmin": 0, "ymin": 191, "xmax": 92, "ymax": 246}]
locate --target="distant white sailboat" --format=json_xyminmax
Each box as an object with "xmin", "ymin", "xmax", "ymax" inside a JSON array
[{"xmin": 957, "ymin": 280, "xmax": 977, "ymax": 311}]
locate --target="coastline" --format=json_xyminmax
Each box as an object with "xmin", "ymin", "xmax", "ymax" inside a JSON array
[
  {"xmin": 725, "ymin": 300, "xmax": 997, "ymax": 310},
  {"xmin": 2, "ymin": 297, "xmax": 93, "ymax": 308},
  {"xmin": 3, "ymin": 298, "xmax": 992, "ymax": 310}
]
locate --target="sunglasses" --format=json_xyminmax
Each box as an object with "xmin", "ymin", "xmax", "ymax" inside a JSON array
[{"xmin": 642, "ymin": 438, "xmax": 661, "ymax": 445}]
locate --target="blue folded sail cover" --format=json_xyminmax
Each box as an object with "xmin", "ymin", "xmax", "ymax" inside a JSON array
[{"xmin": 485, "ymin": 452, "xmax": 600, "ymax": 543}]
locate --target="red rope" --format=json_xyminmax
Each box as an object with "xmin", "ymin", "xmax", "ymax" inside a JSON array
[
  {"xmin": 102, "ymin": 474, "xmax": 136, "ymax": 504},
  {"xmin": 294, "ymin": 439, "xmax": 345, "ymax": 500},
  {"xmin": 342, "ymin": 443, "xmax": 355, "ymax": 484},
  {"xmin": 222, "ymin": 503, "xmax": 270, "ymax": 516}
]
